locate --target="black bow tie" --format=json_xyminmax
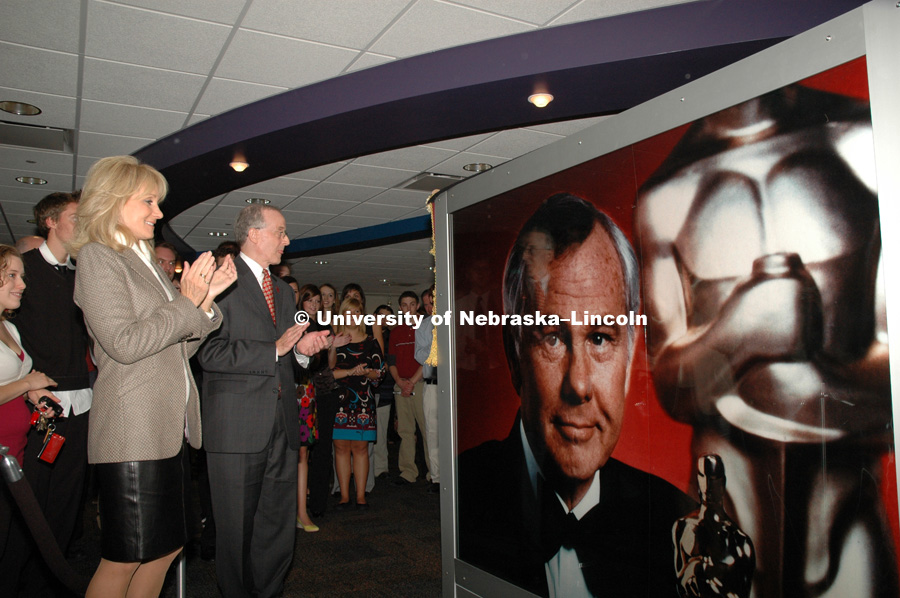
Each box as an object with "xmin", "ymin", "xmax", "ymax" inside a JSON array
[{"xmin": 538, "ymin": 478, "xmax": 588, "ymax": 561}]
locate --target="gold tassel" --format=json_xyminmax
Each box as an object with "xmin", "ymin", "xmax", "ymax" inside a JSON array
[{"xmin": 426, "ymin": 190, "xmax": 439, "ymax": 367}]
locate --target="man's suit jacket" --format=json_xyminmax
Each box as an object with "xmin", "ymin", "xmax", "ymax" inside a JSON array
[
  {"xmin": 457, "ymin": 417, "xmax": 696, "ymax": 597},
  {"xmin": 198, "ymin": 257, "xmax": 301, "ymax": 454},
  {"xmin": 74, "ymin": 242, "xmax": 222, "ymax": 464}
]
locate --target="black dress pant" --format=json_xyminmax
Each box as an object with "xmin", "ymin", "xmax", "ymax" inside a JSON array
[{"xmin": 307, "ymin": 389, "xmax": 338, "ymax": 514}]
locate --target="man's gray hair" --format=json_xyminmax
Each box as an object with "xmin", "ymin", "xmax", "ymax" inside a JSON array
[
  {"xmin": 234, "ymin": 204, "xmax": 278, "ymax": 246},
  {"xmin": 502, "ymin": 193, "xmax": 639, "ymax": 393}
]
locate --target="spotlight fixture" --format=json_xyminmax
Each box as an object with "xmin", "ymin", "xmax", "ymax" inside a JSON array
[
  {"xmin": 16, "ymin": 176, "xmax": 47, "ymax": 185},
  {"xmin": 246, "ymin": 198, "xmax": 270, "ymax": 205},
  {"xmin": 0, "ymin": 101, "xmax": 41, "ymax": 116},
  {"xmin": 528, "ymin": 93, "xmax": 554, "ymax": 108},
  {"xmin": 229, "ymin": 160, "xmax": 249, "ymax": 172},
  {"xmin": 313, "ymin": 260, "xmax": 328, "ymax": 265},
  {"xmin": 208, "ymin": 231, "xmax": 228, "ymax": 237},
  {"xmin": 463, "ymin": 163, "xmax": 492, "ymax": 173}
]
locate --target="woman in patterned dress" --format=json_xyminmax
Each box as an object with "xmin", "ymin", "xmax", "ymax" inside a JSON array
[{"xmin": 329, "ymin": 296, "xmax": 383, "ymax": 508}]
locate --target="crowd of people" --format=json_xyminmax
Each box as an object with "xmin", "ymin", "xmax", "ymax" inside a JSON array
[{"xmin": 0, "ymin": 155, "xmax": 440, "ymax": 598}]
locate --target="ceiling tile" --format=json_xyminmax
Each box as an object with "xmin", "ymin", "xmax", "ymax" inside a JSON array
[
  {"xmin": 282, "ymin": 211, "xmax": 332, "ymax": 226},
  {"xmin": 342, "ymin": 202, "xmax": 416, "ymax": 219},
  {"xmin": 0, "ymin": 43, "xmax": 79, "ymax": 97},
  {"xmin": 86, "ymin": 1, "xmax": 231, "ymax": 74},
  {"xmin": 421, "ymin": 132, "xmax": 494, "ymax": 151},
  {"xmin": 327, "ymin": 164, "xmax": 417, "ymax": 189},
  {"xmin": 194, "ymin": 77, "xmax": 287, "ymax": 116},
  {"xmin": 0, "ymin": 146, "xmax": 74, "ymax": 176},
  {"xmin": 288, "ymin": 162, "xmax": 347, "ymax": 181},
  {"xmin": 235, "ymin": 176, "xmax": 313, "ymax": 197},
  {"xmin": 242, "ymin": 0, "xmax": 411, "ymax": 50},
  {"xmin": 80, "ymin": 101, "xmax": 188, "ymax": 138},
  {"xmin": 0, "ymin": 0, "xmax": 82, "ymax": 53},
  {"xmin": 370, "ymin": 0, "xmax": 533, "ymax": 57},
  {"xmin": 0, "ymin": 87, "xmax": 78, "ymax": 130},
  {"xmin": 282, "ymin": 196, "xmax": 355, "ymax": 215},
  {"xmin": 430, "ymin": 151, "xmax": 507, "ymax": 176},
  {"xmin": 185, "ymin": 113, "xmax": 211, "ymax": 127},
  {"xmin": 466, "ymin": 128, "xmax": 562, "ymax": 158},
  {"xmin": 302, "ymin": 182, "xmax": 383, "ymax": 203},
  {"xmin": 364, "ymin": 189, "xmax": 430, "ymax": 208},
  {"xmin": 106, "ymin": 0, "xmax": 248, "ymax": 24},
  {"xmin": 523, "ymin": 116, "xmax": 609, "ymax": 136},
  {"xmin": 550, "ymin": 0, "xmax": 694, "ymax": 25},
  {"xmin": 76, "ymin": 132, "xmax": 154, "ymax": 159},
  {"xmin": 82, "ymin": 58, "xmax": 207, "ymax": 111},
  {"xmin": 216, "ymin": 29, "xmax": 357, "ymax": 88},
  {"xmin": 0, "ymin": 185, "xmax": 71, "ymax": 207},
  {"xmin": 217, "ymin": 191, "xmax": 295, "ymax": 209},
  {"xmin": 353, "ymin": 146, "xmax": 456, "ymax": 172},
  {"xmin": 323, "ymin": 214, "xmax": 390, "ymax": 229},
  {"xmin": 448, "ymin": 0, "xmax": 581, "ymax": 25},
  {"xmin": 0, "ymin": 168, "xmax": 74, "ymax": 191},
  {"xmin": 347, "ymin": 53, "xmax": 395, "ymax": 72}
]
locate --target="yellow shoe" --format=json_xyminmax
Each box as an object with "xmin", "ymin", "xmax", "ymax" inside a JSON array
[{"xmin": 296, "ymin": 518, "xmax": 319, "ymax": 532}]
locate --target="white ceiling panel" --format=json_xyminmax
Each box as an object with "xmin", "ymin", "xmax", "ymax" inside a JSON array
[
  {"xmin": 76, "ymin": 132, "xmax": 155, "ymax": 159},
  {"xmin": 421, "ymin": 132, "xmax": 494, "ymax": 152},
  {"xmin": 235, "ymin": 176, "xmax": 314, "ymax": 197},
  {"xmin": 0, "ymin": 87, "xmax": 78, "ymax": 129},
  {"xmin": 106, "ymin": 0, "xmax": 248, "ymax": 24},
  {"xmin": 80, "ymin": 101, "xmax": 188, "ymax": 138},
  {"xmin": 341, "ymin": 202, "xmax": 416, "ymax": 219},
  {"xmin": 216, "ymin": 30, "xmax": 357, "ymax": 89},
  {"xmin": 465, "ymin": 128, "xmax": 563, "ymax": 158},
  {"xmin": 0, "ymin": 147, "xmax": 74, "ymax": 176},
  {"xmin": 242, "ymin": 0, "xmax": 411, "ymax": 50},
  {"xmin": 283, "ymin": 196, "xmax": 356, "ymax": 215},
  {"xmin": 364, "ymin": 189, "xmax": 431, "ymax": 208},
  {"xmin": 353, "ymin": 145, "xmax": 457, "ymax": 172},
  {"xmin": 0, "ymin": 168, "xmax": 75, "ymax": 190},
  {"xmin": 524, "ymin": 116, "xmax": 609, "ymax": 136},
  {"xmin": 550, "ymin": 0, "xmax": 693, "ymax": 25},
  {"xmin": 86, "ymin": 1, "xmax": 231, "ymax": 75},
  {"xmin": 0, "ymin": 43, "xmax": 79, "ymax": 97},
  {"xmin": 327, "ymin": 164, "xmax": 418, "ymax": 189},
  {"xmin": 447, "ymin": 0, "xmax": 581, "ymax": 25},
  {"xmin": 302, "ymin": 182, "xmax": 383, "ymax": 203},
  {"xmin": 0, "ymin": 185, "xmax": 70, "ymax": 207},
  {"xmin": 370, "ymin": 0, "xmax": 533, "ymax": 57},
  {"xmin": 281, "ymin": 211, "xmax": 334, "ymax": 226},
  {"xmin": 324, "ymin": 214, "xmax": 391, "ymax": 229},
  {"xmin": 0, "ymin": 0, "xmax": 82, "ymax": 53},
  {"xmin": 430, "ymin": 151, "xmax": 507, "ymax": 176},
  {"xmin": 287, "ymin": 162, "xmax": 348, "ymax": 181},
  {"xmin": 82, "ymin": 58, "xmax": 207, "ymax": 112},
  {"xmin": 347, "ymin": 53, "xmax": 395, "ymax": 72},
  {"xmin": 194, "ymin": 77, "xmax": 288, "ymax": 117}
]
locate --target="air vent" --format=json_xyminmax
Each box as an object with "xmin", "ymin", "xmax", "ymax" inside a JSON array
[
  {"xmin": 0, "ymin": 120, "xmax": 72, "ymax": 152},
  {"xmin": 399, "ymin": 172, "xmax": 464, "ymax": 192}
]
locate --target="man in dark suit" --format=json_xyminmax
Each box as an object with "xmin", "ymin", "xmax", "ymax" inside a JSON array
[
  {"xmin": 457, "ymin": 193, "xmax": 695, "ymax": 598},
  {"xmin": 198, "ymin": 205, "xmax": 331, "ymax": 598}
]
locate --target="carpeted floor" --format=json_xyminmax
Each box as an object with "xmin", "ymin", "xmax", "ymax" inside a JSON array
[{"xmin": 64, "ymin": 439, "xmax": 442, "ymax": 597}]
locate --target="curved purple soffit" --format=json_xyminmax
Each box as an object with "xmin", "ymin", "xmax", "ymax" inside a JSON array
[{"xmin": 135, "ymin": 0, "xmax": 867, "ymax": 254}]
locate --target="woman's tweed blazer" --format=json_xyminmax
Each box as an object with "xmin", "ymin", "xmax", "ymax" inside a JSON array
[{"xmin": 74, "ymin": 242, "xmax": 222, "ymax": 464}]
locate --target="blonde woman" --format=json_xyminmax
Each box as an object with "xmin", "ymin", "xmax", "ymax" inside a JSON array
[
  {"xmin": 329, "ymin": 297, "xmax": 383, "ymax": 508},
  {"xmin": 71, "ymin": 156, "xmax": 236, "ymax": 598}
]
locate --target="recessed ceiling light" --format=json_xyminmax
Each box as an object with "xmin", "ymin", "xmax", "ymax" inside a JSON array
[
  {"xmin": 0, "ymin": 101, "xmax": 41, "ymax": 116},
  {"xmin": 229, "ymin": 160, "xmax": 249, "ymax": 172},
  {"xmin": 463, "ymin": 163, "xmax": 492, "ymax": 173},
  {"xmin": 208, "ymin": 231, "xmax": 228, "ymax": 237},
  {"xmin": 528, "ymin": 93, "xmax": 554, "ymax": 108},
  {"xmin": 246, "ymin": 198, "xmax": 270, "ymax": 204},
  {"xmin": 16, "ymin": 176, "xmax": 47, "ymax": 185},
  {"xmin": 314, "ymin": 260, "xmax": 328, "ymax": 265}
]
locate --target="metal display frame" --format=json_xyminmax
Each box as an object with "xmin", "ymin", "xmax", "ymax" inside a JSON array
[{"xmin": 431, "ymin": 2, "xmax": 900, "ymax": 597}]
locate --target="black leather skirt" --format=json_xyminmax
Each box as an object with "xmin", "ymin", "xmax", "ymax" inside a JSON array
[{"xmin": 95, "ymin": 450, "xmax": 185, "ymax": 562}]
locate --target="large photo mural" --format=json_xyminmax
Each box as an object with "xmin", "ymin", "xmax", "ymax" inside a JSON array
[{"xmin": 453, "ymin": 57, "xmax": 899, "ymax": 598}]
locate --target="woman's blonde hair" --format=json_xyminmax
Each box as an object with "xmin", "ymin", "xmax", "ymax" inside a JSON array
[
  {"xmin": 334, "ymin": 297, "xmax": 366, "ymax": 337},
  {"xmin": 68, "ymin": 156, "xmax": 168, "ymax": 257},
  {"xmin": 0, "ymin": 244, "xmax": 22, "ymax": 321}
]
